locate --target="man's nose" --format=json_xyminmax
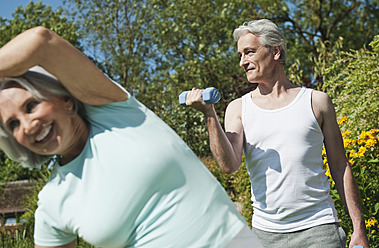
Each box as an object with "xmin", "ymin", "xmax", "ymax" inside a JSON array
[{"xmin": 239, "ymin": 54, "xmax": 248, "ymax": 68}]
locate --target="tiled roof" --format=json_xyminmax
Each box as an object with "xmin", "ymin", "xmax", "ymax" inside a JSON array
[{"xmin": 0, "ymin": 180, "xmax": 35, "ymax": 214}]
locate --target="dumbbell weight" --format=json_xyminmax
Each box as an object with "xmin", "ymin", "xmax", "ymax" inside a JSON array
[{"xmin": 179, "ymin": 87, "xmax": 220, "ymax": 106}]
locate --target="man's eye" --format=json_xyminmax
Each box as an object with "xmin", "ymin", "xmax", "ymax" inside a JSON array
[{"xmin": 26, "ymin": 101, "xmax": 39, "ymax": 113}]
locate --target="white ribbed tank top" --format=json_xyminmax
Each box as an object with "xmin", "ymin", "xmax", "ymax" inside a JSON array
[{"xmin": 242, "ymin": 87, "xmax": 339, "ymax": 232}]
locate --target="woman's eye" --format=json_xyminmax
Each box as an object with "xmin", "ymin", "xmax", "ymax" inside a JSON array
[
  {"xmin": 26, "ymin": 101, "xmax": 40, "ymax": 113},
  {"xmin": 8, "ymin": 120, "xmax": 20, "ymax": 131}
]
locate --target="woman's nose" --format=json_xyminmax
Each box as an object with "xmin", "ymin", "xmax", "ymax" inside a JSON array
[{"xmin": 22, "ymin": 118, "xmax": 39, "ymax": 135}]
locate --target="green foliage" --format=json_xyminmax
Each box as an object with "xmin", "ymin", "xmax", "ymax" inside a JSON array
[
  {"xmin": 21, "ymin": 165, "xmax": 51, "ymax": 235},
  {"xmin": 63, "ymin": 0, "xmax": 379, "ymax": 156},
  {"xmin": 324, "ymin": 121, "xmax": 379, "ymax": 247},
  {"xmin": 65, "ymin": 0, "xmax": 159, "ymax": 92},
  {"xmin": 257, "ymin": 0, "xmax": 379, "ymax": 84},
  {"xmin": 0, "ymin": 151, "xmax": 41, "ymax": 184},
  {"xmin": 313, "ymin": 34, "xmax": 379, "ymax": 247},
  {"xmin": 320, "ymin": 35, "xmax": 379, "ymax": 136},
  {"xmin": 0, "ymin": 1, "xmax": 81, "ymax": 48},
  {"xmin": 141, "ymin": 0, "xmax": 258, "ymax": 156},
  {"xmin": 1, "ymin": 231, "xmax": 35, "ymax": 248}
]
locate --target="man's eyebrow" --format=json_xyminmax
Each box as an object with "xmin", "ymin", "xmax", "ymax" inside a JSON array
[
  {"xmin": 237, "ymin": 47, "xmax": 255, "ymax": 55},
  {"xmin": 244, "ymin": 47, "xmax": 256, "ymax": 51}
]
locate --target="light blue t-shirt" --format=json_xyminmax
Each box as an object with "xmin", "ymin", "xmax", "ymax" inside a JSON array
[{"xmin": 34, "ymin": 91, "xmax": 246, "ymax": 247}]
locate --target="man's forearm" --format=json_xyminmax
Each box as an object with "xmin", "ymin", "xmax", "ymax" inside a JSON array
[
  {"xmin": 333, "ymin": 162, "xmax": 369, "ymax": 246},
  {"xmin": 206, "ymin": 113, "xmax": 241, "ymax": 174}
]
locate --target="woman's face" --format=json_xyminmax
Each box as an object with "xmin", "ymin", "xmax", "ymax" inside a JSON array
[{"xmin": 0, "ymin": 85, "xmax": 87, "ymax": 160}]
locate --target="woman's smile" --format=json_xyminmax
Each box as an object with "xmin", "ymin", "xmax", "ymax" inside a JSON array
[
  {"xmin": 0, "ymin": 85, "xmax": 88, "ymax": 162},
  {"xmin": 35, "ymin": 123, "xmax": 53, "ymax": 143}
]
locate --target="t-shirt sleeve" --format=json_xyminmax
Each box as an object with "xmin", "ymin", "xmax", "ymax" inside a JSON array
[{"xmin": 34, "ymin": 206, "xmax": 77, "ymax": 247}]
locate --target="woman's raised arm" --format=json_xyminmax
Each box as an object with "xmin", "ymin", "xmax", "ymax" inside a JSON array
[{"xmin": 0, "ymin": 26, "xmax": 127, "ymax": 105}]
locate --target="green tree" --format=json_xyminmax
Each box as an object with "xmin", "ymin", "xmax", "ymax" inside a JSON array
[
  {"xmin": 65, "ymin": 0, "xmax": 160, "ymax": 94},
  {"xmin": 252, "ymin": 0, "xmax": 379, "ymax": 85},
  {"xmin": 63, "ymin": 0, "xmax": 378, "ymax": 156},
  {"xmin": 142, "ymin": 0, "xmax": 378, "ymax": 154},
  {"xmin": 0, "ymin": 1, "xmax": 81, "ymax": 48},
  {"xmin": 145, "ymin": 0, "xmax": 259, "ymax": 156},
  {"xmin": 0, "ymin": 151, "xmax": 40, "ymax": 184},
  {"xmin": 321, "ymin": 35, "xmax": 379, "ymax": 136},
  {"xmin": 64, "ymin": 0, "xmax": 251, "ymax": 155}
]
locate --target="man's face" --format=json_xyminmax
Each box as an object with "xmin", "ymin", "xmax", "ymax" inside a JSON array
[{"xmin": 237, "ymin": 32, "xmax": 278, "ymax": 83}]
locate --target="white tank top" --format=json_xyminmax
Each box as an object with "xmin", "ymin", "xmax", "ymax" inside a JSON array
[{"xmin": 242, "ymin": 87, "xmax": 339, "ymax": 232}]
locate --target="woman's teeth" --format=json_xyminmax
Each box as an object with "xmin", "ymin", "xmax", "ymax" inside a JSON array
[{"xmin": 36, "ymin": 124, "xmax": 52, "ymax": 142}]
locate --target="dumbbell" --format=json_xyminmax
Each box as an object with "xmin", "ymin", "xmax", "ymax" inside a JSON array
[{"xmin": 179, "ymin": 87, "xmax": 221, "ymax": 106}]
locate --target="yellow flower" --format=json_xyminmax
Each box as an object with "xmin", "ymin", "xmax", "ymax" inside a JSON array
[
  {"xmin": 365, "ymin": 139, "xmax": 376, "ymax": 148},
  {"xmin": 324, "ymin": 164, "xmax": 335, "ymax": 185},
  {"xmin": 365, "ymin": 217, "xmax": 378, "ymax": 228},
  {"xmin": 325, "ymin": 167, "xmax": 331, "ymax": 178},
  {"xmin": 338, "ymin": 116, "xmax": 348, "ymax": 125},
  {"xmin": 357, "ymin": 147, "xmax": 367, "ymax": 157},
  {"xmin": 322, "ymin": 145, "xmax": 326, "ymax": 156},
  {"xmin": 342, "ymin": 130, "xmax": 351, "ymax": 138},
  {"xmin": 343, "ymin": 138, "xmax": 355, "ymax": 147},
  {"xmin": 359, "ymin": 131, "xmax": 369, "ymax": 139},
  {"xmin": 368, "ymin": 128, "xmax": 379, "ymax": 136},
  {"xmin": 349, "ymin": 150, "xmax": 358, "ymax": 158}
]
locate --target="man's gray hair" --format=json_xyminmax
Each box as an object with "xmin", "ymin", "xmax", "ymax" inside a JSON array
[{"xmin": 233, "ymin": 19, "xmax": 287, "ymax": 64}]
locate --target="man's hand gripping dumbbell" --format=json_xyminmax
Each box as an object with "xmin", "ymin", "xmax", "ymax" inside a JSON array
[{"xmin": 179, "ymin": 87, "xmax": 220, "ymax": 107}]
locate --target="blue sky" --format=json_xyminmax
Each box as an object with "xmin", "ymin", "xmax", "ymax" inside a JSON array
[{"xmin": 0, "ymin": 0, "xmax": 64, "ymax": 19}]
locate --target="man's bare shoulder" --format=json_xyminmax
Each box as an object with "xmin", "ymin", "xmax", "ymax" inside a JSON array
[
  {"xmin": 228, "ymin": 97, "xmax": 242, "ymax": 107},
  {"xmin": 226, "ymin": 97, "xmax": 242, "ymax": 116},
  {"xmin": 312, "ymin": 89, "xmax": 330, "ymax": 100},
  {"xmin": 311, "ymin": 89, "xmax": 333, "ymax": 111}
]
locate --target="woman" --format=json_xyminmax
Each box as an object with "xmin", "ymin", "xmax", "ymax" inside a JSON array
[{"xmin": 0, "ymin": 27, "xmax": 263, "ymax": 248}]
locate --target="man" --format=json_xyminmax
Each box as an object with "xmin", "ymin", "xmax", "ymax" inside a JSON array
[{"xmin": 186, "ymin": 19, "xmax": 369, "ymax": 248}]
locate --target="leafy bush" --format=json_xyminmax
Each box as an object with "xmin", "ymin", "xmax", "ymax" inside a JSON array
[
  {"xmin": 324, "ymin": 117, "xmax": 379, "ymax": 247},
  {"xmin": 321, "ymin": 35, "xmax": 379, "ymax": 136},
  {"xmin": 201, "ymin": 156, "xmax": 253, "ymax": 226}
]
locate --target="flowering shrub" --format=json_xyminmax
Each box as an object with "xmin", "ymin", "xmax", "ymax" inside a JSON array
[{"xmin": 323, "ymin": 117, "xmax": 379, "ymax": 246}]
